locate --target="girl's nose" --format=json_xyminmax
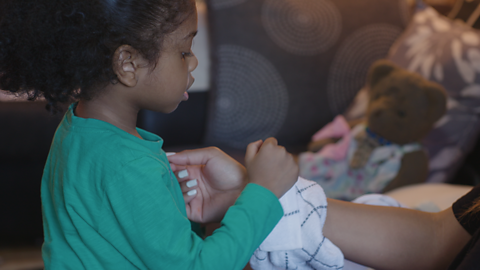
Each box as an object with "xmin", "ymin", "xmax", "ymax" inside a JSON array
[{"xmin": 188, "ymin": 52, "xmax": 198, "ymax": 72}]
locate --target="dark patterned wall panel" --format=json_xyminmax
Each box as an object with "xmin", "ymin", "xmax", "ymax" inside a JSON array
[{"xmin": 205, "ymin": 0, "xmax": 409, "ymax": 150}]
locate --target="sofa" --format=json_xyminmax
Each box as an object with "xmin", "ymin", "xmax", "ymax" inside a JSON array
[{"xmin": 1, "ymin": 0, "xmax": 480, "ymax": 249}]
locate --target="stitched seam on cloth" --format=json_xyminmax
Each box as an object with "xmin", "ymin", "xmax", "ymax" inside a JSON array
[
  {"xmin": 303, "ymin": 240, "xmax": 343, "ymax": 269},
  {"xmin": 298, "ymin": 185, "xmax": 326, "ymax": 222},
  {"xmin": 305, "ymin": 237, "xmax": 325, "ymax": 263},
  {"xmin": 284, "ymin": 210, "xmax": 300, "ymax": 217},
  {"xmin": 297, "ymin": 183, "xmax": 317, "ymax": 193},
  {"xmin": 301, "ymin": 205, "xmax": 326, "ymax": 227}
]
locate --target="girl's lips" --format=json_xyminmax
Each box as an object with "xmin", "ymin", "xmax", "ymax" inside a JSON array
[{"xmin": 183, "ymin": 75, "xmax": 194, "ymax": 101}]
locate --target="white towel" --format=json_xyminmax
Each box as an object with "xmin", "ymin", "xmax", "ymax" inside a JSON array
[
  {"xmin": 250, "ymin": 177, "xmax": 344, "ymax": 270},
  {"xmin": 352, "ymin": 193, "xmax": 406, "ymax": 208}
]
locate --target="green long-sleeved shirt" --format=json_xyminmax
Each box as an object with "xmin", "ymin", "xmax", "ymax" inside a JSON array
[{"xmin": 41, "ymin": 104, "xmax": 283, "ymax": 269}]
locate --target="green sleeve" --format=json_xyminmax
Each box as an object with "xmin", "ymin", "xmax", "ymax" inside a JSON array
[{"xmin": 100, "ymin": 157, "xmax": 283, "ymax": 270}]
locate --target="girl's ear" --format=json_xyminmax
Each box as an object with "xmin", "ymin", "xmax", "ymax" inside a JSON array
[{"xmin": 112, "ymin": 45, "xmax": 145, "ymax": 87}]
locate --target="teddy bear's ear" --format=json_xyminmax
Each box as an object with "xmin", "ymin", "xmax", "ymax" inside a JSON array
[
  {"xmin": 424, "ymin": 82, "xmax": 447, "ymax": 123},
  {"xmin": 367, "ymin": 59, "xmax": 398, "ymax": 88}
]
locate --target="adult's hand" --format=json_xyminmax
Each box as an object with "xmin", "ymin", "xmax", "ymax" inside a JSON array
[{"xmin": 167, "ymin": 147, "xmax": 247, "ymax": 224}]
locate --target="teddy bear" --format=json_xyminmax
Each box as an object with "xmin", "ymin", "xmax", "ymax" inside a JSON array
[{"xmin": 298, "ymin": 59, "xmax": 447, "ymax": 201}]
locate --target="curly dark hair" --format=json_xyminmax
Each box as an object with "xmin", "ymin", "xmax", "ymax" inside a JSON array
[{"xmin": 0, "ymin": 0, "xmax": 195, "ymax": 113}]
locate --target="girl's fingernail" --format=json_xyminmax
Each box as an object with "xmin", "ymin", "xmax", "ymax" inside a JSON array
[
  {"xmin": 186, "ymin": 179, "xmax": 198, "ymax": 188},
  {"xmin": 166, "ymin": 152, "xmax": 176, "ymax": 156},
  {"xmin": 187, "ymin": 189, "xmax": 197, "ymax": 196},
  {"xmin": 178, "ymin": 169, "xmax": 189, "ymax": 178}
]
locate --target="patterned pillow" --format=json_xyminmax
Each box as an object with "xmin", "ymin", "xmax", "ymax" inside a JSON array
[
  {"xmin": 448, "ymin": 0, "xmax": 480, "ymax": 29},
  {"xmin": 388, "ymin": 3, "xmax": 480, "ymax": 183},
  {"xmin": 204, "ymin": 0, "xmax": 410, "ymax": 150}
]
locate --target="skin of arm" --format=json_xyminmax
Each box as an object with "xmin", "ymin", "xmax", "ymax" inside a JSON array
[{"xmin": 324, "ymin": 199, "xmax": 471, "ymax": 270}]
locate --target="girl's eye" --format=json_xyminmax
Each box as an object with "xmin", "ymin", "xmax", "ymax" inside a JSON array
[{"xmin": 182, "ymin": 51, "xmax": 193, "ymax": 59}]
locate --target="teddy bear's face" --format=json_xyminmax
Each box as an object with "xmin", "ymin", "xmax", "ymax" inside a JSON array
[
  {"xmin": 367, "ymin": 77, "xmax": 431, "ymax": 144},
  {"xmin": 365, "ymin": 60, "xmax": 447, "ymax": 145}
]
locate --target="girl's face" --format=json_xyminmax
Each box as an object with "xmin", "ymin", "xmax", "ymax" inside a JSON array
[{"xmin": 139, "ymin": 9, "xmax": 198, "ymax": 113}]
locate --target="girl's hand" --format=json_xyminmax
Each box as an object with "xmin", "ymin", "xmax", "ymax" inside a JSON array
[
  {"xmin": 167, "ymin": 147, "xmax": 247, "ymax": 224},
  {"xmin": 245, "ymin": 137, "xmax": 299, "ymax": 198}
]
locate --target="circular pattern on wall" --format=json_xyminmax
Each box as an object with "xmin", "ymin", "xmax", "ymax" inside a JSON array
[
  {"xmin": 207, "ymin": 45, "xmax": 289, "ymax": 149},
  {"xmin": 210, "ymin": 0, "xmax": 246, "ymax": 10},
  {"xmin": 262, "ymin": 0, "xmax": 342, "ymax": 56},
  {"xmin": 327, "ymin": 24, "xmax": 403, "ymax": 115}
]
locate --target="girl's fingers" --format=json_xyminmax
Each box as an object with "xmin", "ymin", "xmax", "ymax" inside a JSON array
[
  {"xmin": 183, "ymin": 189, "xmax": 197, "ymax": 204},
  {"xmin": 245, "ymin": 140, "xmax": 263, "ymax": 164},
  {"xmin": 170, "ymin": 163, "xmax": 187, "ymax": 173},
  {"xmin": 180, "ymin": 178, "xmax": 198, "ymax": 192},
  {"xmin": 173, "ymin": 166, "xmax": 201, "ymax": 205},
  {"xmin": 262, "ymin": 137, "xmax": 278, "ymax": 147},
  {"xmin": 173, "ymin": 166, "xmax": 203, "ymax": 183},
  {"xmin": 180, "ymin": 177, "xmax": 198, "ymax": 205},
  {"xmin": 175, "ymin": 168, "xmax": 195, "ymax": 183},
  {"xmin": 167, "ymin": 147, "xmax": 222, "ymax": 166},
  {"xmin": 184, "ymin": 203, "xmax": 192, "ymax": 217},
  {"xmin": 177, "ymin": 169, "xmax": 190, "ymax": 180}
]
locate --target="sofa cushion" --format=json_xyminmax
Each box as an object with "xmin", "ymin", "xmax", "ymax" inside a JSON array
[
  {"xmin": 388, "ymin": 3, "xmax": 480, "ymax": 183},
  {"xmin": 0, "ymin": 101, "xmax": 63, "ymax": 245},
  {"xmin": 0, "ymin": 101, "xmax": 62, "ymax": 160},
  {"xmin": 204, "ymin": 0, "xmax": 410, "ymax": 151}
]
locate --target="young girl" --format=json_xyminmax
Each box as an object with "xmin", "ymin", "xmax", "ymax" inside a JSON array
[{"xmin": 0, "ymin": 0, "xmax": 299, "ymax": 269}]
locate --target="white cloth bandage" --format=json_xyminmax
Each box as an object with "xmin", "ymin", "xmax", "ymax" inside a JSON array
[{"xmin": 250, "ymin": 177, "xmax": 344, "ymax": 270}]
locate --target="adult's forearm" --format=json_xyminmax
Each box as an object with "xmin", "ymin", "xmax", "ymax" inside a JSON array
[{"xmin": 324, "ymin": 199, "xmax": 470, "ymax": 270}]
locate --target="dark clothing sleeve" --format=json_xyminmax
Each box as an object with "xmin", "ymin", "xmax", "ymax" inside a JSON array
[
  {"xmin": 452, "ymin": 185, "xmax": 480, "ymax": 235},
  {"xmin": 448, "ymin": 185, "xmax": 480, "ymax": 270}
]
